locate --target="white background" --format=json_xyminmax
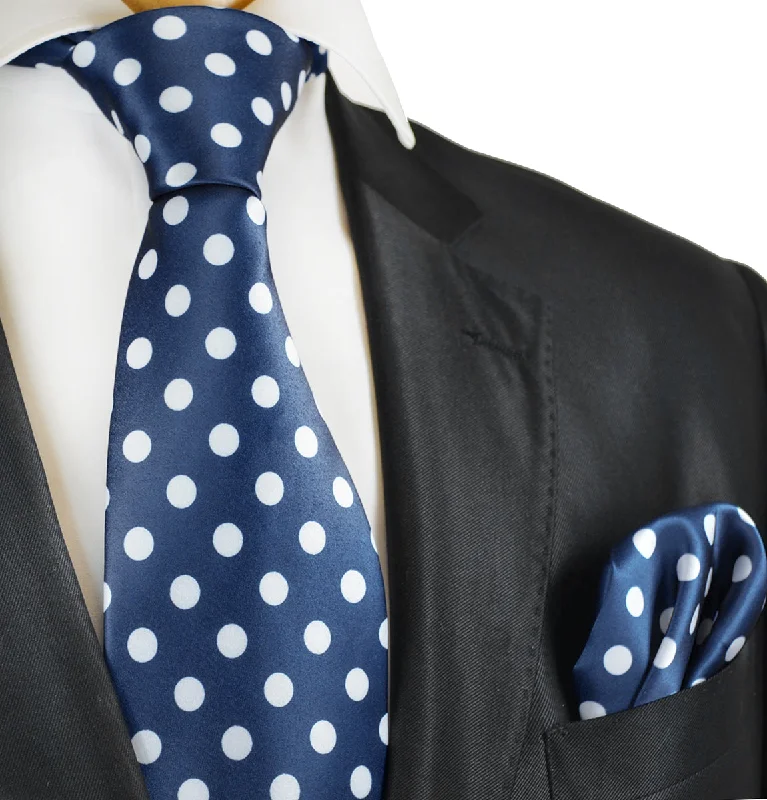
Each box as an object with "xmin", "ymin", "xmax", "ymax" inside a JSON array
[{"xmin": 358, "ymin": 0, "xmax": 767, "ymax": 275}]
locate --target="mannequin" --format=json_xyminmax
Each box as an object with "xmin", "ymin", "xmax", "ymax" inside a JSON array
[{"xmin": 123, "ymin": 0, "xmax": 251, "ymax": 10}]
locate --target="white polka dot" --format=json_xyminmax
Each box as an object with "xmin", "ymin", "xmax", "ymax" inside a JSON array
[
  {"xmin": 72, "ymin": 41, "xmax": 96, "ymax": 68},
  {"xmin": 167, "ymin": 475, "xmax": 197, "ymax": 508},
  {"xmin": 318, "ymin": 46, "xmax": 328, "ymax": 56},
  {"xmin": 213, "ymin": 523, "xmax": 243, "ymax": 557},
  {"xmin": 160, "ymin": 86, "xmax": 193, "ymax": 113},
  {"xmin": 211, "ymin": 122, "xmax": 242, "ymax": 148},
  {"xmin": 341, "ymin": 570, "xmax": 366, "ymax": 603},
  {"xmin": 733, "ymin": 555, "xmax": 753, "ymax": 582},
  {"xmin": 704, "ymin": 513, "xmax": 716, "ymax": 545},
  {"xmin": 165, "ymin": 284, "xmax": 191, "ymax": 316},
  {"xmin": 163, "ymin": 195, "xmax": 189, "ymax": 225},
  {"xmin": 138, "ymin": 249, "xmax": 157, "ymax": 279},
  {"xmin": 284, "ymin": 28, "xmax": 300, "ymax": 43},
  {"xmin": 178, "ymin": 779, "xmax": 209, "ymax": 800},
  {"xmin": 123, "ymin": 430, "xmax": 151, "ymax": 463},
  {"xmin": 103, "ymin": 582, "xmax": 112, "ymax": 611},
  {"xmin": 345, "ymin": 668, "xmax": 369, "ymax": 701},
  {"xmin": 691, "ymin": 677, "xmax": 706, "ymax": 687},
  {"xmin": 134, "ymin": 134, "xmax": 151, "ymax": 163},
  {"xmin": 333, "ymin": 476, "xmax": 354, "ymax": 507},
  {"xmin": 297, "ymin": 70, "xmax": 307, "ymax": 95},
  {"xmin": 127, "ymin": 628, "xmax": 157, "ymax": 663},
  {"xmin": 579, "ymin": 701, "xmax": 607, "ymax": 720},
  {"xmin": 259, "ymin": 572, "xmax": 289, "ymax": 605},
  {"xmin": 111, "ymin": 110, "xmax": 124, "ymax": 135},
  {"xmin": 170, "ymin": 575, "xmax": 200, "ymax": 609},
  {"xmin": 209, "ymin": 423, "xmax": 239, "ymax": 457},
  {"xmin": 264, "ymin": 672, "xmax": 293, "ymax": 707},
  {"xmin": 310, "ymin": 720, "xmax": 336, "ymax": 754},
  {"xmin": 350, "ymin": 765, "xmax": 372, "ymax": 798},
  {"xmin": 252, "ymin": 375, "xmax": 280, "ymax": 407},
  {"xmin": 166, "ymin": 162, "xmax": 197, "ymax": 187},
  {"xmin": 127, "ymin": 337, "xmax": 152, "ymax": 368},
  {"xmin": 205, "ymin": 327, "xmax": 236, "ymax": 359},
  {"xmin": 705, "ymin": 567, "xmax": 713, "ymax": 596},
  {"xmin": 304, "ymin": 620, "xmax": 331, "ymax": 654},
  {"xmin": 284, "ymin": 335, "xmax": 300, "ymax": 367},
  {"xmin": 677, "ymin": 553, "xmax": 701, "ymax": 582},
  {"xmin": 246, "ymin": 29, "xmax": 273, "ymax": 55},
  {"xmin": 221, "ymin": 726, "xmax": 252, "ymax": 760},
  {"xmin": 113, "ymin": 57, "xmax": 141, "ymax": 86},
  {"xmin": 255, "ymin": 472, "xmax": 284, "ymax": 505},
  {"xmin": 295, "ymin": 426, "xmax": 318, "ymax": 458},
  {"xmin": 281, "ymin": 81, "xmax": 292, "ymax": 110},
  {"xmin": 379, "ymin": 618, "xmax": 388, "ymax": 649},
  {"xmin": 659, "ymin": 606, "xmax": 674, "ymax": 635},
  {"xmin": 270, "ymin": 774, "xmax": 300, "ymax": 800},
  {"xmin": 625, "ymin": 586, "xmax": 644, "ymax": 617},
  {"xmin": 256, "ymin": 171, "xmax": 263, "ymax": 190},
  {"xmin": 725, "ymin": 635, "xmax": 746, "ymax": 662},
  {"xmin": 203, "ymin": 234, "xmax": 234, "ymax": 265},
  {"xmin": 653, "ymin": 637, "xmax": 677, "ymax": 669},
  {"xmin": 124, "ymin": 527, "xmax": 154, "ymax": 561},
  {"xmin": 379, "ymin": 713, "xmax": 389, "ymax": 744},
  {"xmin": 205, "ymin": 52, "xmax": 236, "ymax": 76},
  {"xmin": 164, "ymin": 378, "xmax": 193, "ymax": 411},
  {"xmin": 217, "ymin": 624, "xmax": 247, "ymax": 658},
  {"xmin": 247, "ymin": 196, "xmax": 266, "ymax": 226},
  {"xmin": 105, "ymin": 486, "xmax": 110, "ymax": 509},
  {"xmin": 603, "ymin": 644, "xmax": 632, "ymax": 676},
  {"xmin": 252, "ymin": 96, "xmax": 274, "ymax": 125},
  {"xmin": 154, "ymin": 15, "xmax": 187, "ymax": 39},
  {"xmin": 696, "ymin": 617, "xmax": 714, "ymax": 645},
  {"xmin": 299, "ymin": 521, "xmax": 325, "ymax": 554},
  {"xmin": 249, "ymin": 282, "xmax": 272, "ymax": 314},
  {"xmin": 690, "ymin": 604, "xmax": 700, "ymax": 635},
  {"xmin": 132, "ymin": 730, "xmax": 161, "ymax": 764},
  {"xmin": 175, "ymin": 677, "xmax": 205, "ymax": 711},
  {"xmin": 738, "ymin": 507, "xmax": 756, "ymax": 526},
  {"xmin": 633, "ymin": 528, "xmax": 656, "ymax": 559}
]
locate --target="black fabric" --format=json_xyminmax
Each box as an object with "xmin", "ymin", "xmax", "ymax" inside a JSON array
[
  {"xmin": 0, "ymin": 322, "xmax": 149, "ymax": 799},
  {"xmin": 0, "ymin": 71, "xmax": 765, "ymax": 800}
]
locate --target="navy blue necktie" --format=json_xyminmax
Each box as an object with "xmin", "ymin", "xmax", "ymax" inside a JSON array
[
  {"xmin": 14, "ymin": 8, "xmax": 388, "ymax": 799},
  {"xmin": 574, "ymin": 503, "xmax": 766, "ymax": 719}
]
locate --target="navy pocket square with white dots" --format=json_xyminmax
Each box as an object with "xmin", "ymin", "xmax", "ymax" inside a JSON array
[{"xmin": 573, "ymin": 503, "xmax": 767, "ymax": 720}]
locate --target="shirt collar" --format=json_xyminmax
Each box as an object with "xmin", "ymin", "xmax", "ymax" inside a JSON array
[{"xmin": 0, "ymin": 0, "xmax": 415, "ymax": 148}]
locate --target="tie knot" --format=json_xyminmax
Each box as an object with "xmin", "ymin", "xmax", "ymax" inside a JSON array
[{"xmin": 57, "ymin": 8, "xmax": 326, "ymax": 199}]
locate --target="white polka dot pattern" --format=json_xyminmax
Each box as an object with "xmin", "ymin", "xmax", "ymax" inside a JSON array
[
  {"xmin": 574, "ymin": 503, "xmax": 767, "ymax": 717},
  {"xmin": 18, "ymin": 8, "xmax": 387, "ymax": 799}
]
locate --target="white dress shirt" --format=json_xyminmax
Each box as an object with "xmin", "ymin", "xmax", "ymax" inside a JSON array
[{"xmin": 0, "ymin": 0, "xmax": 415, "ymax": 652}]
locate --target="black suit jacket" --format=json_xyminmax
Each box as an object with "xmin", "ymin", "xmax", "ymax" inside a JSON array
[{"xmin": 1, "ymin": 74, "xmax": 765, "ymax": 800}]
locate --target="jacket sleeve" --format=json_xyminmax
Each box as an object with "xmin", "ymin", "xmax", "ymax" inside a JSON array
[{"xmin": 730, "ymin": 258, "xmax": 767, "ymax": 796}]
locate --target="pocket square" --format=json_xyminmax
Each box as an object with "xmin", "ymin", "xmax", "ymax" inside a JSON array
[{"xmin": 573, "ymin": 503, "xmax": 767, "ymax": 720}]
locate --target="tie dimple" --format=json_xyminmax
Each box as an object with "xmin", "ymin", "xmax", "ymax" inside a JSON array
[{"xmin": 14, "ymin": 8, "xmax": 388, "ymax": 800}]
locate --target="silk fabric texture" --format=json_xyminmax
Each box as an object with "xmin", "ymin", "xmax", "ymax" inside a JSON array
[
  {"xmin": 575, "ymin": 502, "xmax": 767, "ymax": 719},
  {"xmin": 13, "ymin": 8, "xmax": 389, "ymax": 800}
]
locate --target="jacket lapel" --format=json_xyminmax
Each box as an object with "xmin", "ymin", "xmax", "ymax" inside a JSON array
[
  {"xmin": 325, "ymin": 76, "xmax": 558, "ymax": 799},
  {"xmin": 0, "ymin": 324, "xmax": 149, "ymax": 798}
]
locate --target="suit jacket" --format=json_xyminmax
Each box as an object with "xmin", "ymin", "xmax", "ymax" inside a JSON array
[{"xmin": 0, "ymin": 73, "xmax": 765, "ymax": 800}]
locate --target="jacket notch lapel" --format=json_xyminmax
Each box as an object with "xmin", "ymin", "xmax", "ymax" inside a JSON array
[{"xmin": 326, "ymin": 75, "xmax": 558, "ymax": 800}]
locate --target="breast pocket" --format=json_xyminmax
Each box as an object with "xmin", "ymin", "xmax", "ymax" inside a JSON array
[{"xmin": 544, "ymin": 618, "xmax": 764, "ymax": 800}]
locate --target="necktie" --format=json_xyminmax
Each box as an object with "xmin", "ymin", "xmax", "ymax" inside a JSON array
[
  {"xmin": 14, "ymin": 8, "xmax": 388, "ymax": 799},
  {"xmin": 574, "ymin": 502, "xmax": 766, "ymax": 719}
]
